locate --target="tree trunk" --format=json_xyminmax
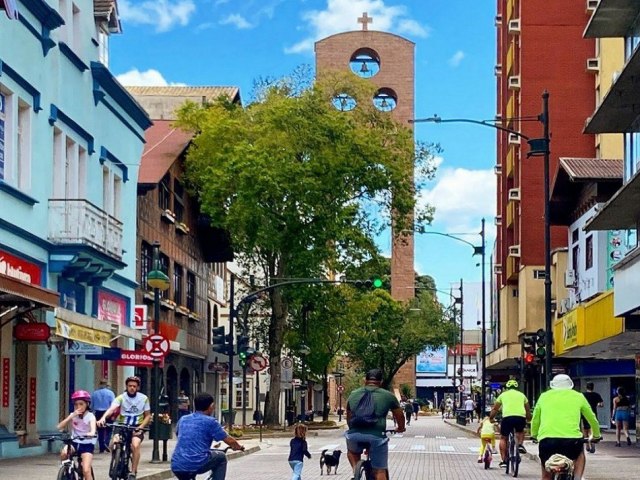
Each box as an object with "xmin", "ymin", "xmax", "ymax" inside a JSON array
[
  {"xmin": 263, "ymin": 286, "xmax": 288, "ymax": 425},
  {"xmin": 322, "ymin": 364, "xmax": 329, "ymax": 422}
]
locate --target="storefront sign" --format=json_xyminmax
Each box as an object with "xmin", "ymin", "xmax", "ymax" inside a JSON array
[
  {"xmin": 116, "ymin": 350, "xmax": 155, "ymax": 367},
  {"xmin": 449, "ymin": 344, "xmax": 481, "ymax": 356},
  {"xmin": 133, "ymin": 305, "xmax": 148, "ymax": 330},
  {"xmin": 563, "ymin": 311, "xmax": 578, "ymax": 349},
  {"xmin": 14, "ymin": 323, "xmax": 50, "ymax": 342},
  {"xmin": 65, "ymin": 341, "xmax": 103, "ymax": 356},
  {"xmin": 2, "ymin": 358, "xmax": 9, "ymax": 407},
  {"xmin": 0, "ymin": 249, "xmax": 41, "ymax": 285},
  {"xmin": 55, "ymin": 318, "xmax": 111, "ymax": 347},
  {"xmin": 86, "ymin": 347, "xmax": 121, "ymax": 361},
  {"xmin": 96, "ymin": 289, "xmax": 127, "ymax": 325},
  {"xmin": 28, "ymin": 377, "xmax": 36, "ymax": 424}
]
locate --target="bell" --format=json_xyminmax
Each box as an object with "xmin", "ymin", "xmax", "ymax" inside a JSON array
[
  {"xmin": 360, "ymin": 62, "xmax": 369, "ymax": 73},
  {"xmin": 340, "ymin": 97, "xmax": 348, "ymax": 109},
  {"xmin": 380, "ymin": 98, "xmax": 388, "ymax": 108}
]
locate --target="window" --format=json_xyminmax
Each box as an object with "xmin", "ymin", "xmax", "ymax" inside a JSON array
[
  {"xmin": 58, "ymin": 1, "xmax": 82, "ymax": 54},
  {"xmin": 53, "ymin": 128, "xmax": 86, "ymax": 200},
  {"xmin": 533, "ymin": 270, "xmax": 546, "ymax": 279},
  {"xmin": 174, "ymin": 178, "xmax": 184, "ymax": 223},
  {"xmin": 572, "ymin": 245, "xmax": 579, "ymax": 271},
  {"xmin": 101, "ymin": 166, "xmax": 121, "ymax": 218},
  {"xmin": 186, "ymin": 271, "xmax": 196, "ymax": 311},
  {"xmin": 113, "ymin": 175, "xmax": 122, "ymax": 218},
  {"xmin": 72, "ymin": 3, "xmax": 81, "ymax": 53},
  {"xmin": 572, "ymin": 229, "xmax": 579, "ymax": 245},
  {"xmin": 97, "ymin": 27, "xmax": 109, "ymax": 66},
  {"xmin": 16, "ymin": 101, "xmax": 31, "ymax": 191},
  {"xmin": 0, "ymin": 91, "xmax": 32, "ymax": 191},
  {"xmin": 140, "ymin": 241, "xmax": 153, "ymax": 290},
  {"xmin": 174, "ymin": 263, "xmax": 184, "ymax": 305},
  {"xmin": 159, "ymin": 253, "xmax": 169, "ymax": 299},
  {"xmin": 235, "ymin": 381, "xmax": 250, "ymax": 408},
  {"xmin": 159, "ymin": 174, "xmax": 171, "ymax": 211},
  {"xmin": 585, "ymin": 235, "xmax": 593, "ymax": 270}
]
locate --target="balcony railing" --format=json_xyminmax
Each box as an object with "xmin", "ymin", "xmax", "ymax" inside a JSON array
[{"xmin": 48, "ymin": 199, "xmax": 123, "ymax": 261}]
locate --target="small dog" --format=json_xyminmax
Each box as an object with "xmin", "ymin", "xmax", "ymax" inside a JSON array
[{"xmin": 319, "ymin": 449, "xmax": 342, "ymax": 475}]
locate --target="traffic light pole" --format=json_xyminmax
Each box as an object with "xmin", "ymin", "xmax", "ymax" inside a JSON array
[{"xmin": 227, "ymin": 274, "xmax": 235, "ymax": 430}]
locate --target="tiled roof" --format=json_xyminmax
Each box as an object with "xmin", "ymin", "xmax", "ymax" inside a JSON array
[
  {"xmin": 138, "ymin": 121, "xmax": 193, "ymax": 185},
  {"xmin": 559, "ymin": 157, "xmax": 623, "ymax": 181},
  {"xmin": 126, "ymin": 86, "xmax": 240, "ymax": 101}
]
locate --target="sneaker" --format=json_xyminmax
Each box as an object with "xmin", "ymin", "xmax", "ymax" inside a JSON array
[
  {"xmin": 615, "ymin": 442, "xmax": 621, "ymax": 447},
  {"xmin": 627, "ymin": 437, "xmax": 632, "ymax": 446},
  {"xmin": 128, "ymin": 474, "xmax": 136, "ymax": 480},
  {"xmin": 499, "ymin": 461, "xmax": 508, "ymax": 468},
  {"xmin": 518, "ymin": 445, "xmax": 527, "ymax": 454},
  {"xmin": 477, "ymin": 457, "xmax": 483, "ymax": 463}
]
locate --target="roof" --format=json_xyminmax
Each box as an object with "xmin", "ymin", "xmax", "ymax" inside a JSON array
[
  {"xmin": 126, "ymin": 86, "xmax": 240, "ymax": 101},
  {"xmin": 94, "ymin": 0, "xmax": 121, "ymax": 33},
  {"xmin": 558, "ymin": 157, "xmax": 623, "ymax": 180},
  {"xmin": 138, "ymin": 121, "xmax": 194, "ymax": 185}
]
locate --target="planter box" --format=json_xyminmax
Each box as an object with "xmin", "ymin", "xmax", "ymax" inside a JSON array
[{"xmin": 149, "ymin": 423, "xmax": 172, "ymax": 440}]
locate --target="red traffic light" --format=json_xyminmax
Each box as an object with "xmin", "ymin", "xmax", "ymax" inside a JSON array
[{"xmin": 524, "ymin": 353, "xmax": 535, "ymax": 364}]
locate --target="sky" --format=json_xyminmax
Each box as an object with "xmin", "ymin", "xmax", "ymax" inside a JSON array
[{"xmin": 112, "ymin": 0, "xmax": 497, "ymax": 327}]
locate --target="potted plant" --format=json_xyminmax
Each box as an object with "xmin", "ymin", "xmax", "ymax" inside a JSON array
[
  {"xmin": 176, "ymin": 222, "xmax": 190, "ymax": 234},
  {"xmin": 150, "ymin": 412, "xmax": 172, "ymax": 440},
  {"xmin": 161, "ymin": 209, "xmax": 176, "ymax": 224}
]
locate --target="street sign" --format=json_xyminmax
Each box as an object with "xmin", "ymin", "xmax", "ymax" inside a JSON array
[
  {"xmin": 65, "ymin": 341, "xmax": 102, "ymax": 356},
  {"xmin": 86, "ymin": 347, "xmax": 121, "ymax": 361},
  {"xmin": 337, "ymin": 384, "xmax": 345, "ymax": 393},
  {"xmin": 458, "ymin": 385, "xmax": 466, "ymax": 393},
  {"xmin": 116, "ymin": 350, "xmax": 155, "ymax": 367},
  {"xmin": 249, "ymin": 353, "xmax": 269, "ymax": 372},
  {"xmin": 281, "ymin": 356, "xmax": 293, "ymax": 382},
  {"xmin": 143, "ymin": 333, "xmax": 170, "ymax": 359},
  {"xmin": 133, "ymin": 305, "xmax": 148, "ymax": 330}
]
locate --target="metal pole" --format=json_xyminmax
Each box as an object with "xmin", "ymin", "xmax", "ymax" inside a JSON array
[
  {"xmin": 151, "ymin": 242, "xmax": 161, "ymax": 463},
  {"xmin": 300, "ymin": 307, "xmax": 308, "ymax": 422},
  {"xmin": 459, "ymin": 278, "xmax": 464, "ymax": 406},
  {"xmin": 255, "ymin": 339, "xmax": 262, "ymax": 441},
  {"xmin": 542, "ymin": 91, "xmax": 553, "ymax": 389},
  {"xmin": 228, "ymin": 274, "xmax": 235, "ymax": 430},
  {"xmin": 338, "ymin": 374, "xmax": 343, "ymax": 422},
  {"xmin": 481, "ymin": 218, "xmax": 487, "ymax": 417}
]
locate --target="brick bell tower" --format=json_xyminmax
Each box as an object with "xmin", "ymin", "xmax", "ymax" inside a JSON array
[{"xmin": 315, "ymin": 13, "xmax": 416, "ymax": 393}]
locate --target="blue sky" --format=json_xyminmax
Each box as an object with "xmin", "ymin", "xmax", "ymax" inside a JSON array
[{"xmin": 112, "ymin": 0, "xmax": 496, "ymax": 325}]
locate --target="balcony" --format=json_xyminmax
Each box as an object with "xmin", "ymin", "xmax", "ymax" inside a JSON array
[
  {"xmin": 584, "ymin": 0, "xmax": 640, "ymax": 39},
  {"xmin": 48, "ymin": 199, "xmax": 123, "ymax": 261},
  {"xmin": 506, "ymin": 201, "xmax": 516, "ymax": 228},
  {"xmin": 506, "ymin": 255, "xmax": 519, "ymax": 282},
  {"xmin": 506, "ymin": 147, "xmax": 515, "ymax": 178}
]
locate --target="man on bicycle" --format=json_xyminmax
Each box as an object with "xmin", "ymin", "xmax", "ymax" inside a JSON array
[
  {"xmin": 97, "ymin": 376, "xmax": 150, "ymax": 480},
  {"xmin": 489, "ymin": 379, "xmax": 531, "ymax": 468},
  {"xmin": 345, "ymin": 369, "xmax": 405, "ymax": 480},
  {"xmin": 171, "ymin": 393, "xmax": 243, "ymax": 480},
  {"xmin": 531, "ymin": 374, "xmax": 601, "ymax": 480}
]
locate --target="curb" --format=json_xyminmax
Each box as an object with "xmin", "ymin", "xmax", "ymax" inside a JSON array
[{"xmin": 138, "ymin": 445, "xmax": 261, "ymax": 480}]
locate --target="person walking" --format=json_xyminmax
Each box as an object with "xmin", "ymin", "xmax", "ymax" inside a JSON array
[
  {"xmin": 403, "ymin": 399, "xmax": 413, "ymax": 426},
  {"xmin": 582, "ymin": 382, "xmax": 604, "ymax": 453},
  {"xmin": 464, "ymin": 396, "xmax": 476, "ymax": 424},
  {"xmin": 612, "ymin": 386, "xmax": 632, "ymax": 447},
  {"xmin": 177, "ymin": 390, "xmax": 191, "ymax": 421},
  {"xmin": 439, "ymin": 399, "xmax": 446, "ymax": 419},
  {"xmin": 412, "ymin": 400, "xmax": 420, "ymax": 421},
  {"xmin": 91, "ymin": 379, "xmax": 115, "ymax": 453},
  {"xmin": 288, "ymin": 424, "xmax": 311, "ymax": 480}
]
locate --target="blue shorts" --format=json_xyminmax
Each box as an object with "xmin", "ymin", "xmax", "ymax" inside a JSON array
[
  {"xmin": 72, "ymin": 442, "xmax": 95, "ymax": 455},
  {"xmin": 345, "ymin": 431, "xmax": 389, "ymax": 470},
  {"xmin": 615, "ymin": 409, "xmax": 630, "ymax": 423}
]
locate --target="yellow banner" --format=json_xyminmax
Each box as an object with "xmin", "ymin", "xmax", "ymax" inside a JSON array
[
  {"xmin": 56, "ymin": 318, "xmax": 111, "ymax": 347},
  {"xmin": 563, "ymin": 311, "xmax": 579, "ymax": 349}
]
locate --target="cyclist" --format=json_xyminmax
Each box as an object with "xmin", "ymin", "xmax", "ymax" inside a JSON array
[
  {"xmin": 57, "ymin": 390, "xmax": 97, "ymax": 480},
  {"xmin": 171, "ymin": 392, "xmax": 243, "ymax": 480},
  {"xmin": 531, "ymin": 374, "xmax": 601, "ymax": 480},
  {"xmin": 489, "ymin": 379, "xmax": 531, "ymax": 468},
  {"xmin": 97, "ymin": 376, "xmax": 151, "ymax": 480},
  {"xmin": 345, "ymin": 369, "xmax": 405, "ymax": 480}
]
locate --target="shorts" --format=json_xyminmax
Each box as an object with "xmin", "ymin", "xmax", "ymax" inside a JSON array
[
  {"xmin": 500, "ymin": 416, "xmax": 527, "ymax": 437},
  {"xmin": 345, "ymin": 431, "xmax": 389, "ymax": 470},
  {"xmin": 615, "ymin": 409, "xmax": 630, "ymax": 423},
  {"xmin": 72, "ymin": 442, "xmax": 95, "ymax": 455},
  {"xmin": 538, "ymin": 438, "xmax": 583, "ymax": 466}
]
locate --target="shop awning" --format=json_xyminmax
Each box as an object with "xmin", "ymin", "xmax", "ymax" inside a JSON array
[
  {"xmin": 558, "ymin": 331, "xmax": 640, "ymax": 360},
  {"xmin": 55, "ymin": 308, "xmax": 114, "ymax": 347},
  {"xmin": 585, "ymin": 168, "xmax": 640, "ymax": 231},
  {"xmin": 0, "ymin": 274, "xmax": 59, "ymax": 309}
]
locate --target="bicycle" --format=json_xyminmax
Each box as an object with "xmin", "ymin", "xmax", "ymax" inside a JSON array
[
  {"xmin": 353, "ymin": 430, "xmax": 396, "ymax": 480},
  {"xmin": 505, "ymin": 428, "xmax": 520, "ymax": 478},
  {"xmin": 479, "ymin": 437, "xmax": 493, "ymax": 470},
  {"xmin": 540, "ymin": 438, "xmax": 601, "ymax": 480},
  {"xmin": 173, "ymin": 446, "xmax": 245, "ymax": 480},
  {"xmin": 40, "ymin": 433, "xmax": 96, "ymax": 480},
  {"xmin": 108, "ymin": 424, "xmax": 149, "ymax": 480}
]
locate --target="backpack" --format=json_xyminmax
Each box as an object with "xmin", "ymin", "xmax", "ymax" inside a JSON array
[{"xmin": 348, "ymin": 388, "xmax": 379, "ymax": 429}]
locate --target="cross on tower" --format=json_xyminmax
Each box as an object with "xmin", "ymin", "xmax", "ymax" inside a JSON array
[{"xmin": 358, "ymin": 12, "xmax": 372, "ymax": 31}]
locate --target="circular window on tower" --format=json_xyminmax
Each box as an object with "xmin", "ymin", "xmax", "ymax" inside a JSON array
[
  {"xmin": 349, "ymin": 48, "xmax": 381, "ymax": 78},
  {"xmin": 372, "ymin": 88, "xmax": 397, "ymax": 112},
  {"xmin": 332, "ymin": 93, "xmax": 357, "ymax": 111}
]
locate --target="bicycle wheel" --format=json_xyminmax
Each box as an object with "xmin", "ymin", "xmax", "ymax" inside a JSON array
[
  {"xmin": 57, "ymin": 466, "xmax": 76, "ymax": 480},
  {"xmin": 483, "ymin": 446, "xmax": 492, "ymax": 470},
  {"xmin": 353, "ymin": 460, "xmax": 373, "ymax": 480},
  {"xmin": 509, "ymin": 435, "xmax": 520, "ymax": 478},
  {"xmin": 109, "ymin": 446, "xmax": 122, "ymax": 480}
]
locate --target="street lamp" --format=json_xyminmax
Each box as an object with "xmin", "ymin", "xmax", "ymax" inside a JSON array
[
  {"xmin": 147, "ymin": 242, "xmax": 170, "ymax": 464},
  {"xmin": 411, "ymin": 91, "xmax": 552, "ymax": 388},
  {"xmin": 299, "ymin": 343, "xmax": 310, "ymax": 421},
  {"xmin": 331, "ymin": 366, "xmax": 345, "ymax": 422}
]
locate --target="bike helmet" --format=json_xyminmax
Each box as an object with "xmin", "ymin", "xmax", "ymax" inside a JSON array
[
  {"xmin": 125, "ymin": 376, "xmax": 141, "ymax": 386},
  {"xmin": 505, "ymin": 379, "xmax": 519, "ymax": 389},
  {"xmin": 71, "ymin": 390, "xmax": 91, "ymax": 403}
]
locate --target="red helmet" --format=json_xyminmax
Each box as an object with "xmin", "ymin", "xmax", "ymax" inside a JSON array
[{"xmin": 71, "ymin": 390, "xmax": 91, "ymax": 403}]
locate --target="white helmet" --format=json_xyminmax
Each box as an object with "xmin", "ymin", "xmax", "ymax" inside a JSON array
[{"xmin": 550, "ymin": 374, "xmax": 574, "ymax": 390}]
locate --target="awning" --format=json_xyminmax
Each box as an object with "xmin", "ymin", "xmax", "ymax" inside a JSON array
[
  {"xmin": 55, "ymin": 308, "xmax": 113, "ymax": 347},
  {"xmin": 558, "ymin": 331, "xmax": 640, "ymax": 360},
  {"xmin": 583, "ymin": 0, "xmax": 640, "ymax": 38},
  {"xmin": 0, "ymin": 274, "xmax": 59, "ymax": 309},
  {"xmin": 416, "ymin": 378, "xmax": 453, "ymax": 388},
  {"xmin": 1, "ymin": 0, "xmax": 19, "ymax": 20},
  {"xmin": 585, "ymin": 168, "xmax": 640, "ymax": 231},
  {"xmin": 584, "ymin": 45, "xmax": 640, "ymax": 134}
]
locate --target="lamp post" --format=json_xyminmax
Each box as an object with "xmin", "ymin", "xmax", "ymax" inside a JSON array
[
  {"xmin": 332, "ymin": 367, "xmax": 345, "ymax": 422},
  {"xmin": 147, "ymin": 242, "xmax": 170, "ymax": 463},
  {"xmin": 299, "ymin": 343, "xmax": 310, "ymax": 421}
]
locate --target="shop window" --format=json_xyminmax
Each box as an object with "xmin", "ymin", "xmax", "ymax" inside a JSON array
[{"xmin": 186, "ymin": 271, "xmax": 196, "ymax": 311}]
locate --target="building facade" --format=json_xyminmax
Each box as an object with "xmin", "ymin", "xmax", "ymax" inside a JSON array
[{"xmin": 0, "ymin": 0, "xmax": 149, "ymax": 457}]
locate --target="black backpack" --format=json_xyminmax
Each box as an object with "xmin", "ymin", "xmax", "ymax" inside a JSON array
[{"xmin": 348, "ymin": 388, "xmax": 378, "ymax": 429}]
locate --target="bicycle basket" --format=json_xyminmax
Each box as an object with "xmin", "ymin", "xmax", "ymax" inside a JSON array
[{"xmin": 544, "ymin": 454, "xmax": 574, "ymax": 474}]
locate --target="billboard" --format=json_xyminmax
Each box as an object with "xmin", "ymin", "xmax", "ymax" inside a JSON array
[{"xmin": 416, "ymin": 346, "xmax": 447, "ymax": 374}]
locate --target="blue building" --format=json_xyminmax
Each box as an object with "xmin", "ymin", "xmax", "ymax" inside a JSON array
[{"xmin": 0, "ymin": 0, "xmax": 150, "ymax": 457}]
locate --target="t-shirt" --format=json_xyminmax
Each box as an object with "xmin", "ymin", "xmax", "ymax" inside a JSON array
[
  {"xmin": 111, "ymin": 392, "xmax": 150, "ymax": 426},
  {"xmin": 496, "ymin": 389, "xmax": 528, "ymax": 418},
  {"xmin": 531, "ymin": 389, "xmax": 601, "ymax": 441},
  {"xmin": 464, "ymin": 399, "xmax": 475, "ymax": 411},
  {"xmin": 583, "ymin": 391, "xmax": 603, "ymax": 414},
  {"xmin": 71, "ymin": 412, "xmax": 97, "ymax": 445},
  {"xmin": 177, "ymin": 395, "xmax": 190, "ymax": 411},
  {"xmin": 480, "ymin": 418, "xmax": 496, "ymax": 436},
  {"xmin": 347, "ymin": 386, "xmax": 400, "ymax": 437},
  {"xmin": 171, "ymin": 412, "xmax": 228, "ymax": 472}
]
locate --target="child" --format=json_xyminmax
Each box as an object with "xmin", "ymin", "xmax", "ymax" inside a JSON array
[
  {"xmin": 57, "ymin": 390, "xmax": 97, "ymax": 480},
  {"xmin": 288, "ymin": 423, "xmax": 311, "ymax": 480},
  {"xmin": 477, "ymin": 415, "xmax": 498, "ymax": 463}
]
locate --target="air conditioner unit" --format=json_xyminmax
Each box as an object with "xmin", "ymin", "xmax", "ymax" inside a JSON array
[
  {"xmin": 494, "ymin": 264, "xmax": 503, "ymax": 275},
  {"xmin": 508, "ymin": 75, "xmax": 521, "ymax": 90},
  {"xmin": 494, "ymin": 164, "xmax": 503, "ymax": 175},
  {"xmin": 586, "ymin": 0, "xmax": 599, "ymax": 12},
  {"xmin": 495, "ymin": 215, "xmax": 502, "ymax": 226},
  {"xmin": 508, "ymin": 19, "xmax": 521, "ymax": 34},
  {"xmin": 564, "ymin": 269, "xmax": 576, "ymax": 287},
  {"xmin": 508, "ymin": 133, "xmax": 521, "ymax": 145},
  {"xmin": 508, "ymin": 188, "xmax": 521, "ymax": 201},
  {"xmin": 495, "ymin": 14, "xmax": 503, "ymax": 26},
  {"xmin": 495, "ymin": 64, "xmax": 503, "ymax": 76},
  {"xmin": 586, "ymin": 57, "xmax": 600, "ymax": 72},
  {"xmin": 508, "ymin": 245, "xmax": 521, "ymax": 257}
]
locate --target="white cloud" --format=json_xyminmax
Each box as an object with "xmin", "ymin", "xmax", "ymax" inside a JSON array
[
  {"xmin": 419, "ymin": 165, "xmax": 496, "ymax": 235},
  {"xmin": 119, "ymin": 0, "xmax": 196, "ymax": 32},
  {"xmin": 286, "ymin": 0, "xmax": 429, "ymax": 54},
  {"xmin": 116, "ymin": 68, "xmax": 186, "ymax": 87},
  {"xmin": 219, "ymin": 14, "xmax": 252, "ymax": 29},
  {"xmin": 448, "ymin": 50, "xmax": 465, "ymax": 67}
]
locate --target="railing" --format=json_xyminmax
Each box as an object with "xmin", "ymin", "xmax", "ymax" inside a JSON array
[{"xmin": 48, "ymin": 199, "xmax": 123, "ymax": 261}]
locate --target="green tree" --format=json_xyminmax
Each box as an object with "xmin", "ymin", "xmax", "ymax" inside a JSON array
[{"xmin": 176, "ymin": 70, "xmax": 439, "ymax": 424}]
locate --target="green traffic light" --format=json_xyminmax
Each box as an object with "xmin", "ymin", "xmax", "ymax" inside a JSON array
[
  {"xmin": 373, "ymin": 278, "xmax": 383, "ymax": 288},
  {"xmin": 536, "ymin": 346, "xmax": 546, "ymax": 357}
]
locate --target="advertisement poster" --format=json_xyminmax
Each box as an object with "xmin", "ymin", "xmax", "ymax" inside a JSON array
[
  {"xmin": 416, "ymin": 346, "xmax": 447, "ymax": 374},
  {"xmin": 607, "ymin": 230, "xmax": 636, "ymax": 289},
  {"xmin": 96, "ymin": 289, "xmax": 127, "ymax": 324}
]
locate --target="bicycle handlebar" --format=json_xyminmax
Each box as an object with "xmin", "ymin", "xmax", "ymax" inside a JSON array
[
  {"xmin": 40, "ymin": 434, "xmax": 96, "ymax": 442},
  {"xmin": 531, "ymin": 437, "xmax": 601, "ymax": 445},
  {"xmin": 111, "ymin": 424, "xmax": 150, "ymax": 431}
]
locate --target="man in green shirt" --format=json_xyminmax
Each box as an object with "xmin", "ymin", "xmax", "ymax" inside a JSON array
[
  {"xmin": 489, "ymin": 379, "xmax": 531, "ymax": 468},
  {"xmin": 531, "ymin": 374, "xmax": 601, "ymax": 480},
  {"xmin": 345, "ymin": 369, "xmax": 405, "ymax": 480}
]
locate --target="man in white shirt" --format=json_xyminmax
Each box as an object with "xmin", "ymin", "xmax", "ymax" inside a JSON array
[{"xmin": 464, "ymin": 396, "xmax": 476, "ymax": 423}]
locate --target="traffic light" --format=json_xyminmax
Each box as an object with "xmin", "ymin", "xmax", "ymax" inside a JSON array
[
  {"xmin": 352, "ymin": 277, "xmax": 385, "ymax": 289},
  {"xmin": 236, "ymin": 335, "xmax": 254, "ymax": 367},
  {"xmin": 212, "ymin": 326, "xmax": 228, "ymax": 354},
  {"xmin": 535, "ymin": 329, "xmax": 546, "ymax": 360},
  {"xmin": 522, "ymin": 333, "xmax": 536, "ymax": 365}
]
